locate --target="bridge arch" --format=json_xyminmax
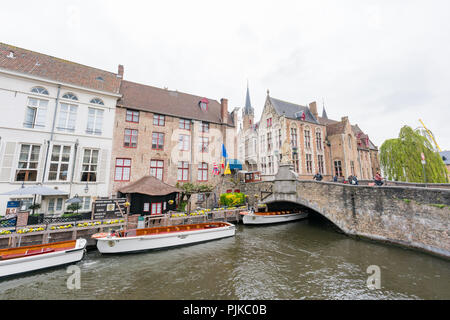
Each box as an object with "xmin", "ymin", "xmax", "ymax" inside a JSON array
[{"xmin": 262, "ymin": 194, "xmax": 345, "ymax": 232}]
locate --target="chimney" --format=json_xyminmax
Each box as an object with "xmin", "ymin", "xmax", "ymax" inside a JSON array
[
  {"xmin": 309, "ymin": 101, "xmax": 318, "ymax": 120},
  {"xmin": 221, "ymin": 98, "xmax": 228, "ymax": 124},
  {"xmin": 118, "ymin": 64, "xmax": 124, "ymax": 78},
  {"xmin": 341, "ymin": 116, "xmax": 349, "ymax": 123}
]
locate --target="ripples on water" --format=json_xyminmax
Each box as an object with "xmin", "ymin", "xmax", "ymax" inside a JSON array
[{"xmin": 0, "ymin": 219, "xmax": 449, "ymax": 300}]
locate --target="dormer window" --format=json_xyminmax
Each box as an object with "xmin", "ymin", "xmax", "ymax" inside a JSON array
[
  {"xmin": 199, "ymin": 98, "xmax": 209, "ymax": 111},
  {"xmin": 62, "ymin": 92, "xmax": 78, "ymax": 101},
  {"xmin": 31, "ymin": 87, "xmax": 49, "ymax": 95}
]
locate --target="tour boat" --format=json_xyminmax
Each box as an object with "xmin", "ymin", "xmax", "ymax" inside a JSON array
[
  {"xmin": 92, "ymin": 222, "xmax": 236, "ymax": 254},
  {"xmin": 0, "ymin": 238, "xmax": 87, "ymax": 278},
  {"xmin": 240, "ymin": 210, "xmax": 308, "ymax": 225}
]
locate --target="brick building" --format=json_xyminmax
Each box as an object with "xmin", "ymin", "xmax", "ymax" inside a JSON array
[
  {"xmin": 110, "ymin": 79, "xmax": 238, "ymax": 212},
  {"xmin": 238, "ymin": 88, "xmax": 380, "ymax": 181}
]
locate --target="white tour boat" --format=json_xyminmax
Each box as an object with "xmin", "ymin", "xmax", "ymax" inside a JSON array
[
  {"xmin": 240, "ymin": 210, "xmax": 308, "ymax": 225},
  {"xmin": 92, "ymin": 221, "xmax": 236, "ymax": 254},
  {"xmin": 0, "ymin": 238, "xmax": 87, "ymax": 278}
]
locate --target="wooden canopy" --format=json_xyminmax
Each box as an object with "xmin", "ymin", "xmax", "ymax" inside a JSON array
[{"xmin": 118, "ymin": 176, "xmax": 181, "ymax": 196}]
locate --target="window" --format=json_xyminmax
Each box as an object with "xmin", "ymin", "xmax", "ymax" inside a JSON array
[
  {"xmin": 24, "ymin": 97, "xmax": 48, "ymax": 128},
  {"xmin": 152, "ymin": 132, "xmax": 164, "ymax": 150},
  {"xmin": 126, "ymin": 109, "xmax": 139, "ymax": 123},
  {"xmin": 198, "ymin": 162, "xmax": 208, "ymax": 181},
  {"xmin": 267, "ymin": 132, "xmax": 272, "ymax": 152},
  {"xmin": 124, "ymin": 129, "xmax": 138, "ymax": 148},
  {"xmin": 177, "ymin": 161, "xmax": 189, "ymax": 181},
  {"xmin": 57, "ymin": 103, "xmax": 77, "ymax": 132},
  {"xmin": 153, "ymin": 114, "xmax": 165, "ymax": 126},
  {"xmin": 268, "ymin": 156, "xmax": 273, "ymax": 174},
  {"xmin": 199, "ymin": 98, "xmax": 209, "ymax": 111},
  {"xmin": 304, "ymin": 129, "xmax": 311, "ymax": 149},
  {"xmin": 143, "ymin": 203, "xmax": 150, "ymax": 212},
  {"xmin": 150, "ymin": 160, "xmax": 164, "ymax": 181},
  {"xmin": 278, "ymin": 129, "xmax": 282, "ymax": 149},
  {"xmin": 151, "ymin": 203, "xmax": 162, "ymax": 215},
  {"xmin": 15, "ymin": 144, "xmax": 40, "ymax": 181},
  {"xmin": 81, "ymin": 196, "xmax": 91, "ymax": 210},
  {"xmin": 291, "ymin": 128, "xmax": 298, "ymax": 147},
  {"xmin": 199, "ymin": 137, "xmax": 209, "ymax": 153},
  {"xmin": 62, "ymin": 92, "xmax": 78, "ymax": 100},
  {"xmin": 348, "ymin": 135, "xmax": 352, "ymax": 149},
  {"xmin": 48, "ymin": 198, "xmax": 64, "ymax": 213},
  {"xmin": 179, "ymin": 134, "xmax": 190, "ymax": 151},
  {"xmin": 316, "ymin": 130, "xmax": 322, "ymax": 151},
  {"xmin": 48, "ymin": 145, "xmax": 71, "ymax": 181},
  {"xmin": 267, "ymin": 118, "xmax": 272, "ymax": 127},
  {"xmin": 350, "ymin": 161, "xmax": 355, "ymax": 176},
  {"xmin": 31, "ymin": 87, "xmax": 49, "ymax": 95},
  {"xmin": 306, "ymin": 154, "xmax": 313, "ymax": 174},
  {"xmin": 318, "ymin": 155, "xmax": 324, "ymax": 174},
  {"xmin": 115, "ymin": 158, "xmax": 131, "ymax": 181},
  {"xmin": 81, "ymin": 149, "xmax": 98, "ymax": 182},
  {"xmin": 334, "ymin": 160, "xmax": 343, "ymax": 177},
  {"xmin": 200, "ymin": 122, "xmax": 209, "ymax": 133},
  {"xmin": 86, "ymin": 108, "xmax": 103, "ymax": 135},
  {"xmin": 90, "ymin": 98, "xmax": 104, "ymax": 105},
  {"xmin": 179, "ymin": 119, "xmax": 190, "ymax": 130},
  {"xmin": 292, "ymin": 153, "xmax": 299, "ymax": 173}
]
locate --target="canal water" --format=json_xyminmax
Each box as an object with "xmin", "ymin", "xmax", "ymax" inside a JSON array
[{"xmin": 0, "ymin": 216, "xmax": 449, "ymax": 300}]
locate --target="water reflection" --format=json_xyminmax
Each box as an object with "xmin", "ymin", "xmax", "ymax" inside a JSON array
[{"xmin": 0, "ymin": 219, "xmax": 449, "ymax": 300}]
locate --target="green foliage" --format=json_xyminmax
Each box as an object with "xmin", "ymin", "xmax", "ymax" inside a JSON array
[
  {"xmin": 67, "ymin": 203, "xmax": 81, "ymax": 213},
  {"xmin": 380, "ymin": 125, "xmax": 447, "ymax": 183},
  {"xmin": 219, "ymin": 192, "xmax": 245, "ymax": 207},
  {"xmin": 28, "ymin": 203, "xmax": 41, "ymax": 210}
]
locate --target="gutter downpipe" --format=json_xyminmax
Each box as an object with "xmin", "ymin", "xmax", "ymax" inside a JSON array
[{"xmin": 41, "ymin": 84, "xmax": 61, "ymax": 184}]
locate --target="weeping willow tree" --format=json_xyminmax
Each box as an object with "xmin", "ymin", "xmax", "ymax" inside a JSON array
[{"xmin": 380, "ymin": 125, "xmax": 447, "ymax": 183}]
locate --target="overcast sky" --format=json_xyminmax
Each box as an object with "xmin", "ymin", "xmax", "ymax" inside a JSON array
[{"xmin": 2, "ymin": 0, "xmax": 449, "ymax": 150}]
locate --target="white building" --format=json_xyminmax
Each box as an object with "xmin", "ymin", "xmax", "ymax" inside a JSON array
[{"xmin": 0, "ymin": 43, "xmax": 122, "ymax": 216}]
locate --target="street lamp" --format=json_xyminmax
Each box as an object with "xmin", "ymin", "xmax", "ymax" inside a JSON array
[{"xmin": 84, "ymin": 182, "xmax": 89, "ymax": 193}]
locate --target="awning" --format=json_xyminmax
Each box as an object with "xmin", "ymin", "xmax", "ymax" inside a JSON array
[
  {"xmin": 228, "ymin": 159, "xmax": 243, "ymax": 170},
  {"xmin": 0, "ymin": 185, "xmax": 68, "ymax": 196}
]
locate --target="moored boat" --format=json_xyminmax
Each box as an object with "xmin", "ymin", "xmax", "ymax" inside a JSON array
[
  {"xmin": 92, "ymin": 221, "xmax": 236, "ymax": 254},
  {"xmin": 0, "ymin": 238, "xmax": 87, "ymax": 278},
  {"xmin": 240, "ymin": 210, "xmax": 308, "ymax": 225}
]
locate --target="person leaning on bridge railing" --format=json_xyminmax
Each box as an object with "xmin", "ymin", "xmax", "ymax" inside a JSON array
[{"xmin": 374, "ymin": 171, "xmax": 384, "ymax": 186}]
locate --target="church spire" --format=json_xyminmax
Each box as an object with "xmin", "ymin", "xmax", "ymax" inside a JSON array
[
  {"xmin": 322, "ymin": 99, "xmax": 328, "ymax": 119},
  {"xmin": 244, "ymin": 81, "xmax": 254, "ymax": 115}
]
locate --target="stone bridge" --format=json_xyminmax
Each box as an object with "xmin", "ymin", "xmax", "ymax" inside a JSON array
[{"xmin": 237, "ymin": 164, "xmax": 450, "ymax": 259}]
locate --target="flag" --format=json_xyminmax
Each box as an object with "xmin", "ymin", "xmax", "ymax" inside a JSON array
[
  {"xmin": 224, "ymin": 162, "xmax": 231, "ymax": 175},
  {"xmin": 212, "ymin": 162, "xmax": 220, "ymax": 175},
  {"xmin": 221, "ymin": 144, "xmax": 228, "ymax": 169}
]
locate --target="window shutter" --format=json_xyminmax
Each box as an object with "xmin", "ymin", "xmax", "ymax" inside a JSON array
[
  {"xmin": 37, "ymin": 143, "xmax": 47, "ymax": 182},
  {"xmin": 97, "ymin": 149, "xmax": 109, "ymax": 183},
  {"xmin": 73, "ymin": 147, "xmax": 82, "ymax": 182},
  {"xmin": 0, "ymin": 142, "xmax": 17, "ymax": 181}
]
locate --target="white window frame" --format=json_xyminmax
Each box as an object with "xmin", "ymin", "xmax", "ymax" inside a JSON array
[
  {"xmin": 24, "ymin": 97, "xmax": 48, "ymax": 129},
  {"xmin": 57, "ymin": 103, "xmax": 78, "ymax": 132},
  {"xmin": 47, "ymin": 144, "xmax": 72, "ymax": 181},
  {"xmin": 86, "ymin": 107, "xmax": 104, "ymax": 135}
]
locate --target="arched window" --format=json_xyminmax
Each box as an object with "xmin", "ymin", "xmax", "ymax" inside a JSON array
[
  {"xmin": 90, "ymin": 98, "xmax": 104, "ymax": 105},
  {"xmin": 348, "ymin": 134, "xmax": 352, "ymax": 149},
  {"xmin": 62, "ymin": 92, "xmax": 78, "ymax": 101},
  {"xmin": 31, "ymin": 86, "xmax": 49, "ymax": 95}
]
